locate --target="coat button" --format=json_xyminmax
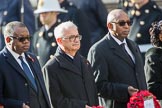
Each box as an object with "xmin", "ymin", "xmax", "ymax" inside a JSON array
[
  {"xmin": 51, "ymin": 42, "xmax": 56, "ymax": 47},
  {"xmin": 57, "ymin": 19, "xmax": 61, "ymax": 23},
  {"xmin": 145, "ymin": 9, "xmax": 149, "ymax": 14},
  {"xmin": 24, "ymin": 83, "xmax": 28, "ymax": 86},
  {"xmin": 37, "ymin": 56, "xmax": 40, "ymax": 60},
  {"xmin": 36, "ymin": 43, "xmax": 40, "ymax": 48},
  {"xmin": 136, "ymin": 33, "xmax": 141, "ymax": 38},
  {"xmin": 48, "ymin": 32, "xmax": 53, "ymax": 37},
  {"xmin": 50, "ymin": 55, "xmax": 54, "ymax": 59},
  {"xmin": 136, "ymin": 73, "xmax": 138, "ymax": 76},
  {"xmin": 140, "ymin": 21, "xmax": 145, "ymax": 26},
  {"xmin": 3, "ymin": 11, "xmax": 8, "ymax": 16}
]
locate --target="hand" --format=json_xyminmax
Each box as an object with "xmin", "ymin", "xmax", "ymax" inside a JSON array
[
  {"xmin": 22, "ymin": 103, "xmax": 30, "ymax": 108},
  {"xmin": 128, "ymin": 86, "xmax": 139, "ymax": 96},
  {"xmin": 85, "ymin": 105, "xmax": 92, "ymax": 108},
  {"xmin": 0, "ymin": 106, "xmax": 4, "ymax": 108}
]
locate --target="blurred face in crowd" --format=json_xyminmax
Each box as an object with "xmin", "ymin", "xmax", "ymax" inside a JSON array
[
  {"xmin": 7, "ymin": 26, "xmax": 30, "ymax": 55},
  {"xmin": 39, "ymin": 12, "xmax": 58, "ymax": 26},
  {"xmin": 107, "ymin": 10, "xmax": 131, "ymax": 41},
  {"xmin": 57, "ymin": 27, "xmax": 81, "ymax": 56}
]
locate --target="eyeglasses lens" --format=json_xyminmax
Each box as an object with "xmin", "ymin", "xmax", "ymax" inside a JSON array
[
  {"xmin": 118, "ymin": 21, "xmax": 132, "ymax": 26},
  {"xmin": 10, "ymin": 36, "xmax": 31, "ymax": 42},
  {"xmin": 18, "ymin": 37, "xmax": 31, "ymax": 42}
]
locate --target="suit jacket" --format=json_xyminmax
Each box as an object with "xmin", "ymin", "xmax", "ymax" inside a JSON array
[
  {"xmin": 0, "ymin": 47, "xmax": 51, "ymax": 108},
  {"xmin": 145, "ymin": 47, "xmax": 162, "ymax": 101},
  {"xmin": 42, "ymin": 48, "xmax": 98, "ymax": 108},
  {"xmin": 87, "ymin": 33, "xmax": 147, "ymax": 108}
]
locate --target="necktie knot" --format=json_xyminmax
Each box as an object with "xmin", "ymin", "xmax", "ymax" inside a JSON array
[
  {"xmin": 120, "ymin": 43, "xmax": 125, "ymax": 49},
  {"xmin": 120, "ymin": 43, "xmax": 134, "ymax": 64},
  {"xmin": 19, "ymin": 56, "xmax": 24, "ymax": 62}
]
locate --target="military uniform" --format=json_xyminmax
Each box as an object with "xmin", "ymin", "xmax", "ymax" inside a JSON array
[
  {"xmin": 125, "ymin": 0, "xmax": 162, "ymax": 53},
  {"xmin": 0, "ymin": 0, "xmax": 35, "ymax": 50},
  {"xmin": 32, "ymin": 23, "xmax": 58, "ymax": 68}
]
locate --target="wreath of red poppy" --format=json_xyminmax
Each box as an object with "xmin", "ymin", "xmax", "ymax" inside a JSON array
[{"xmin": 127, "ymin": 90, "xmax": 161, "ymax": 108}]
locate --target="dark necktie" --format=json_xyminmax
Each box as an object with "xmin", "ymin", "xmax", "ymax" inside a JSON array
[
  {"xmin": 19, "ymin": 56, "xmax": 37, "ymax": 91},
  {"xmin": 120, "ymin": 43, "xmax": 134, "ymax": 64}
]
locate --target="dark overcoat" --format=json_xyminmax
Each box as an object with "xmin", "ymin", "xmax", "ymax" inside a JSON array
[
  {"xmin": 87, "ymin": 33, "xmax": 147, "ymax": 108},
  {"xmin": 0, "ymin": 47, "xmax": 51, "ymax": 108},
  {"xmin": 42, "ymin": 49, "xmax": 98, "ymax": 108},
  {"xmin": 145, "ymin": 47, "xmax": 162, "ymax": 100}
]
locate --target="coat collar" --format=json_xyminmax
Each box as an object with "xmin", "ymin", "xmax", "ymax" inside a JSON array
[
  {"xmin": 106, "ymin": 33, "xmax": 137, "ymax": 67},
  {"xmin": 55, "ymin": 55, "xmax": 83, "ymax": 76}
]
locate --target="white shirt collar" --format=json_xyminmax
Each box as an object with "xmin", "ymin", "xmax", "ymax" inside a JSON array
[
  {"xmin": 110, "ymin": 35, "xmax": 127, "ymax": 45},
  {"xmin": 6, "ymin": 46, "xmax": 25, "ymax": 60}
]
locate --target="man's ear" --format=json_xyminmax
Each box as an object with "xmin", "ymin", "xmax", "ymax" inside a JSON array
[
  {"xmin": 56, "ymin": 38, "xmax": 62, "ymax": 44},
  {"xmin": 159, "ymin": 34, "xmax": 162, "ymax": 41},
  {"xmin": 107, "ymin": 23, "xmax": 114, "ymax": 30},
  {"xmin": 6, "ymin": 36, "xmax": 11, "ymax": 43}
]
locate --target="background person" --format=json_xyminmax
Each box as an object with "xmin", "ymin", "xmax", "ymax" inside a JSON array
[
  {"xmin": 144, "ymin": 20, "xmax": 162, "ymax": 106},
  {"xmin": 32, "ymin": 0, "xmax": 67, "ymax": 67},
  {"xmin": 124, "ymin": 0, "xmax": 162, "ymax": 60},
  {"xmin": 68, "ymin": 0, "xmax": 108, "ymax": 45}
]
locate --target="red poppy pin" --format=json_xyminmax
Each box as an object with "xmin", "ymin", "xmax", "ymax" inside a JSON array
[{"xmin": 28, "ymin": 55, "xmax": 34, "ymax": 62}]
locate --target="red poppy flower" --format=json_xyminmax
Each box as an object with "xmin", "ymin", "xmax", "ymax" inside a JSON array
[{"xmin": 127, "ymin": 90, "xmax": 161, "ymax": 108}]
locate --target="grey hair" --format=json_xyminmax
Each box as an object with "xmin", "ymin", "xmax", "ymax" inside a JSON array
[
  {"xmin": 54, "ymin": 21, "xmax": 78, "ymax": 39},
  {"xmin": 3, "ymin": 21, "xmax": 26, "ymax": 38},
  {"xmin": 107, "ymin": 9, "xmax": 126, "ymax": 23}
]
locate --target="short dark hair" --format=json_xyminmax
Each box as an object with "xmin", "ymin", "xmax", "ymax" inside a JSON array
[
  {"xmin": 4, "ymin": 21, "xmax": 27, "ymax": 38},
  {"xmin": 149, "ymin": 20, "xmax": 162, "ymax": 47}
]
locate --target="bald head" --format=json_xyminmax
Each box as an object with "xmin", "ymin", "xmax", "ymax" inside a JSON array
[
  {"xmin": 107, "ymin": 9, "xmax": 128, "ymax": 24},
  {"xmin": 106, "ymin": 9, "xmax": 131, "ymax": 41}
]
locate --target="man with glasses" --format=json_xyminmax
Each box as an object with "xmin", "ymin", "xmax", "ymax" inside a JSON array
[
  {"xmin": 42, "ymin": 21, "xmax": 99, "ymax": 108},
  {"xmin": 0, "ymin": 21, "xmax": 51, "ymax": 108},
  {"xmin": 87, "ymin": 9, "xmax": 147, "ymax": 108}
]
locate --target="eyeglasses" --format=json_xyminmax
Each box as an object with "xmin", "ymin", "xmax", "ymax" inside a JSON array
[
  {"xmin": 62, "ymin": 35, "xmax": 82, "ymax": 41},
  {"xmin": 111, "ymin": 20, "xmax": 133, "ymax": 26},
  {"xmin": 10, "ymin": 36, "xmax": 31, "ymax": 42}
]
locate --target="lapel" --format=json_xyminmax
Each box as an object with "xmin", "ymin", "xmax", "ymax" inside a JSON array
[
  {"xmin": 107, "ymin": 34, "xmax": 135, "ymax": 67},
  {"xmin": 25, "ymin": 53, "xmax": 51, "ymax": 107},
  {"xmin": 3, "ymin": 47, "xmax": 28, "ymax": 79},
  {"xmin": 25, "ymin": 53, "xmax": 39, "ymax": 91},
  {"xmin": 55, "ymin": 55, "xmax": 82, "ymax": 77},
  {"xmin": 80, "ymin": 58, "xmax": 93, "ymax": 102},
  {"xmin": 126, "ymin": 39, "xmax": 139, "ymax": 63}
]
